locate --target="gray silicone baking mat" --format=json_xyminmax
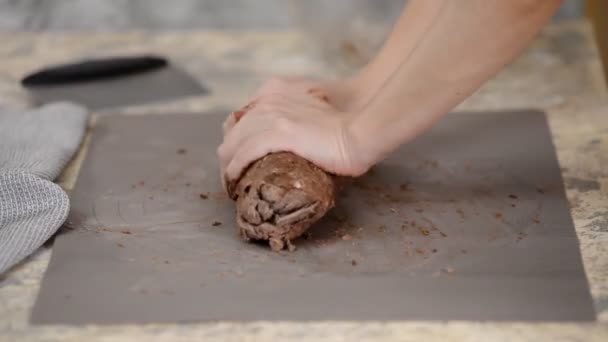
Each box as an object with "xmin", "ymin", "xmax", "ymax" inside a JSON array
[{"xmin": 31, "ymin": 110, "xmax": 596, "ymax": 324}]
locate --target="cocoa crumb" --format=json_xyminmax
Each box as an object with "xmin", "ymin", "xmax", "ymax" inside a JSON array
[
  {"xmin": 415, "ymin": 248, "xmax": 425, "ymax": 255},
  {"xmin": 212, "ymin": 221, "xmax": 222, "ymax": 227},
  {"xmin": 456, "ymin": 208, "xmax": 465, "ymax": 219},
  {"xmin": 399, "ymin": 183, "xmax": 409, "ymax": 191},
  {"xmin": 120, "ymin": 230, "xmax": 132, "ymax": 235},
  {"xmin": 516, "ymin": 231, "xmax": 528, "ymax": 242},
  {"xmin": 511, "ymin": 204, "xmax": 516, "ymax": 208},
  {"xmin": 164, "ymin": 260, "xmax": 170, "ymax": 264},
  {"xmin": 117, "ymin": 242, "xmax": 125, "ymax": 248},
  {"xmin": 331, "ymin": 213, "xmax": 347, "ymax": 223},
  {"xmin": 148, "ymin": 195, "xmax": 154, "ymax": 200},
  {"xmin": 383, "ymin": 193, "xmax": 400, "ymax": 203},
  {"xmin": 432, "ymin": 248, "xmax": 438, "ymax": 253},
  {"xmin": 177, "ymin": 148, "xmax": 187, "ymax": 155},
  {"xmin": 533, "ymin": 218, "xmax": 541, "ymax": 224},
  {"xmin": 440, "ymin": 232, "xmax": 448, "ymax": 237},
  {"xmin": 96, "ymin": 227, "xmax": 111, "ymax": 233},
  {"xmin": 353, "ymin": 181, "xmax": 371, "ymax": 191},
  {"xmin": 199, "ymin": 193, "xmax": 208, "ymax": 199},
  {"xmin": 494, "ymin": 212, "xmax": 503, "ymax": 219},
  {"xmin": 461, "ymin": 249, "xmax": 467, "ymax": 254},
  {"xmin": 314, "ymin": 239, "xmax": 327, "ymax": 246},
  {"xmin": 351, "ymin": 259, "xmax": 358, "ymax": 266},
  {"xmin": 508, "ymin": 194, "xmax": 518, "ymax": 199},
  {"xmin": 536, "ymin": 187, "xmax": 545, "ymax": 194},
  {"xmin": 185, "ymin": 182, "xmax": 191, "ymax": 187}
]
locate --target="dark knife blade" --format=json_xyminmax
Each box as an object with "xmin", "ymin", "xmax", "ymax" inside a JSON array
[{"xmin": 22, "ymin": 55, "xmax": 168, "ymax": 87}]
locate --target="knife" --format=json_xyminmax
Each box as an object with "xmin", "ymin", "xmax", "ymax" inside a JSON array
[{"xmin": 22, "ymin": 55, "xmax": 168, "ymax": 87}]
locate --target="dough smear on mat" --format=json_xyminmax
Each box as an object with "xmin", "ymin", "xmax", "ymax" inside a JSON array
[{"xmin": 226, "ymin": 152, "xmax": 336, "ymax": 251}]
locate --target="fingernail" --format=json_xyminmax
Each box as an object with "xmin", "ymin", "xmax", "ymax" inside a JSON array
[
  {"xmin": 236, "ymin": 100, "xmax": 259, "ymax": 121},
  {"xmin": 307, "ymin": 88, "xmax": 330, "ymax": 103}
]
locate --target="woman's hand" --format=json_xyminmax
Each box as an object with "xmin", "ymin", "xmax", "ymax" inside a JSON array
[
  {"xmin": 218, "ymin": 85, "xmax": 371, "ymax": 186},
  {"xmin": 219, "ymin": 0, "xmax": 562, "ymax": 190},
  {"xmin": 252, "ymin": 76, "xmax": 362, "ymax": 110}
]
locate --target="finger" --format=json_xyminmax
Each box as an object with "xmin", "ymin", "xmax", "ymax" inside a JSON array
[
  {"xmin": 219, "ymin": 93, "xmax": 331, "ymax": 170},
  {"xmin": 253, "ymin": 92, "xmax": 331, "ymax": 115},
  {"xmin": 254, "ymin": 77, "xmax": 314, "ymax": 99},
  {"xmin": 253, "ymin": 79, "xmax": 282, "ymax": 98},
  {"xmin": 223, "ymin": 98, "xmax": 260, "ymax": 136},
  {"xmin": 220, "ymin": 167, "xmax": 228, "ymax": 193},
  {"xmin": 256, "ymin": 78, "xmax": 330, "ymax": 106},
  {"xmin": 218, "ymin": 111, "xmax": 276, "ymax": 170},
  {"xmin": 255, "ymin": 77, "xmax": 293, "ymax": 96},
  {"xmin": 219, "ymin": 95, "xmax": 305, "ymax": 168},
  {"xmin": 220, "ymin": 95, "xmax": 295, "ymax": 165},
  {"xmin": 235, "ymin": 100, "xmax": 258, "ymax": 121},
  {"xmin": 307, "ymin": 88, "xmax": 331, "ymax": 104},
  {"xmin": 224, "ymin": 131, "xmax": 292, "ymax": 182},
  {"xmin": 222, "ymin": 112, "xmax": 237, "ymax": 135}
]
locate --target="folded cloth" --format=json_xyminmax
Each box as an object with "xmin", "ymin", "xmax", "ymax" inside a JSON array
[{"xmin": 0, "ymin": 102, "xmax": 88, "ymax": 274}]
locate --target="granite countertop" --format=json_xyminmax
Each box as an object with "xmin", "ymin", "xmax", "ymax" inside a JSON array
[{"xmin": 0, "ymin": 20, "xmax": 607, "ymax": 341}]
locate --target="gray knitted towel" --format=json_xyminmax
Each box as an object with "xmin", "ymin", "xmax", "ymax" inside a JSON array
[{"xmin": 0, "ymin": 102, "xmax": 89, "ymax": 274}]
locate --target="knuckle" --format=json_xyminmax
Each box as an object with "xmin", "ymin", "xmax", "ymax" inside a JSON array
[
  {"xmin": 260, "ymin": 92, "xmax": 283, "ymax": 103},
  {"xmin": 254, "ymin": 102, "xmax": 277, "ymax": 114},
  {"xmin": 351, "ymin": 160, "xmax": 371, "ymax": 177},
  {"xmin": 223, "ymin": 114, "xmax": 235, "ymax": 127},
  {"xmin": 265, "ymin": 77, "xmax": 285, "ymax": 88},
  {"xmin": 352, "ymin": 164, "xmax": 369, "ymax": 177},
  {"xmin": 257, "ymin": 96, "xmax": 285, "ymax": 112},
  {"xmin": 273, "ymin": 116, "xmax": 292, "ymax": 133},
  {"xmin": 216, "ymin": 144, "xmax": 227, "ymax": 158}
]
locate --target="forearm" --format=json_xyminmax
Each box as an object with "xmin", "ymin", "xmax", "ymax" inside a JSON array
[
  {"xmin": 345, "ymin": 0, "xmax": 449, "ymax": 109},
  {"xmin": 348, "ymin": 0, "xmax": 562, "ymax": 165},
  {"xmin": 318, "ymin": 1, "xmax": 448, "ymax": 110}
]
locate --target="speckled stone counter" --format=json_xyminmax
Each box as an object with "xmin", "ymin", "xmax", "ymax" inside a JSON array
[{"xmin": 0, "ymin": 20, "xmax": 607, "ymax": 341}]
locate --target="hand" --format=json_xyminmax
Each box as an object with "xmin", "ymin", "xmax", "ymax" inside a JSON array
[
  {"xmin": 222, "ymin": 76, "xmax": 362, "ymax": 140},
  {"xmin": 218, "ymin": 89, "xmax": 371, "ymax": 186},
  {"xmin": 252, "ymin": 76, "xmax": 360, "ymax": 110}
]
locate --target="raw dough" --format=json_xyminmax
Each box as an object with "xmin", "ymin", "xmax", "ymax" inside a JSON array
[{"xmin": 227, "ymin": 152, "xmax": 336, "ymax": 251}]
